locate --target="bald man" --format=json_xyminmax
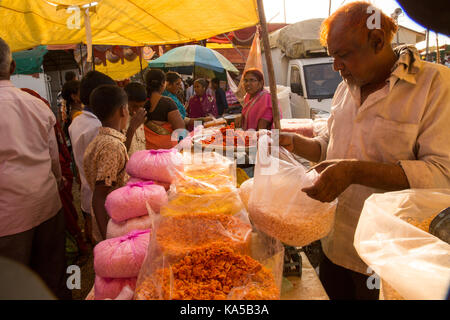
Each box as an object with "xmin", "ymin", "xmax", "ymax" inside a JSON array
[{"xmin": 278, "ymin": 2, "xmax": 450, "ymax": 299}]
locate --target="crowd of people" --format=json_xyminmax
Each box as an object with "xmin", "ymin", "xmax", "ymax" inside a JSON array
[{"xmin": 0, "ymin": 1, "xmax": 449, "ymax": 301}]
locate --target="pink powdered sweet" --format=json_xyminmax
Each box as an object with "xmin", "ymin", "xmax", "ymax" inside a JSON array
[
  {"xmin": 106, "ymin": 215, "xmax": 152, "ymax": 239},
  {"xmin": 127, "ymin": 176, "xmax": 171, "ymax": 191},
  {"xmin": 126, "ymin": 149, "xmax": 184, "ymax": 183},
  {"xmin": 94, "ymin": 230, "xmax": 150, "ymax": 278},
  {"xmin": 105, "ymin": 181, "xmax": 168, "ymax": 222},
  {"xmin": 94, "ymin": 276, "xmax": 136, "ymax": 300}
]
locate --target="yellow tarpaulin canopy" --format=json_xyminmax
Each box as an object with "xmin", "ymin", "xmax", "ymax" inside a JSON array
[
  {"xmin": 95, "ymin": 58, "xmax": 143, "ymax": 80},
  {"xmin": 0, "ymin": 0, "xmax": 259, "ymax": 52}
]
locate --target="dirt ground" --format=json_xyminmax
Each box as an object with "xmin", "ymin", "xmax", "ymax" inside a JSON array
[{"xmin": 70, "ymin": 182, "xmax": 95, "ymax": 300}]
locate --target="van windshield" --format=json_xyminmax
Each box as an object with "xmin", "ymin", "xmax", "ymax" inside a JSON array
[{"xmin": 303, "ymin": 63, "xmax": 342, "ymax": 99}]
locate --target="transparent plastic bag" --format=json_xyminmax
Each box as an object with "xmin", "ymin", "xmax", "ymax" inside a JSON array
[
  {"xmin": 161, "ymin": 152, "xmax": 243, "ymax": 217},
  {"xmin": 134, "ymin": 164, "xmax": 284, "ymax": 300},
  {"xmin": 354, "ymin": 189, "xmax": 450, "ymax": 300},
  {"xmin": 248, "ymin": 135, "xmax": 337, "ymax": 246}
]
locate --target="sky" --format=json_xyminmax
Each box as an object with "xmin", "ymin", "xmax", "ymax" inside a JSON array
[{"xmin": 263, "ymin": 0, "xmax": 449, "ymax": 48}]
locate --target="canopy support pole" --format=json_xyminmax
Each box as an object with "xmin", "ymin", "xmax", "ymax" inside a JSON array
[{"xmin": 256, "ymin": 0, "xmax": 280, "ymax": 130}]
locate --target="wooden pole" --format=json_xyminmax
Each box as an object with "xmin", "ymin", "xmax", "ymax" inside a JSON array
[
  {"xmin": 425, "ymin": 29, "xmax": 430, "ymax": 61},
  {"xmin": 256, "ymin": 0, "xmax": 280, "ymax": 130}
]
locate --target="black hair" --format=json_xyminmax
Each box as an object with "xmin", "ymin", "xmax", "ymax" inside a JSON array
[
  {"xmin": 65, "ymin": 71, "xmax": 77, "ymax": 82},
  {"xmin": 89, "ymin": 85, "xmax": 128, "ymax": 122},
  {"xmin": 61, "ymin": 80, "xmax": 80, "ymax": 106},
  {"xmin": 79, "ymin": 71, "xmax": 116, "ymax": 105},
  {"xmin": 124, "ymin": 82, "xmax": 147, "ymax": 102},
  {"xmin": 186, "ymin": 77, "xmax": 194, "ymax": 86},
  {"xmin": 211, "ymin": 78, "xmax": 220, "ymax": 85},
  {"xmin": 144, "ymin": 69, "xmax": 165, "ymax": 96},
  {"xmin": 166, "ymin": 71, "xmax": 181, "ymax": 84}
]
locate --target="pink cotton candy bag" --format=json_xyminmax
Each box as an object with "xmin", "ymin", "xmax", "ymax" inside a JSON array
[
  {"xmin": 126, "ymin": 149, "xmax": 184, "ymax": 183},
  {"xmin": 106, "ymin": 215, "xmax": 152, "ymax": 239},
  {"xmin": 105, "ymin": 181, "xmax": 168, "ymax": 222},
  {"xmin": 94, "ymin": 230, "xmax": 150, "ymax": 278},
  {"xmin": 94, "ymin": 276, "xmax": 137, "ymax": 300}
]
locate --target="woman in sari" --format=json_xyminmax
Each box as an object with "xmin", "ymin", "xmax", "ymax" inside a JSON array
[
  {"xmin": 241, "ymin": 68, "xmax": 282, "ymax": 130},
  {"xmin": 143, "ymin": 69, "xmax": 185, "ymax": 150},
  {"xmin": 186, "ymin": 79, "xmax": 218, "ymax": 119}
]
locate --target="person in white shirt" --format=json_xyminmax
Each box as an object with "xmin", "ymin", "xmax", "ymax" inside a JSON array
[
  {"xmin": 0, "ymin": 38, "xmax": 71, "ymax": 299},
  {"xmin": 69, "ymin": 71, "xmax": 116, "ymax": 243},
  {"xmin": 277, "ymin": 2, "xmax": 450, "ymax": 300}
]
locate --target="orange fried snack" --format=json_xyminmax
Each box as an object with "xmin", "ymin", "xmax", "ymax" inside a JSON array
[
  {"xmin": 155, "ymin": 213, "xmax": 252, "ymax": 260},
  {"xmin": 134, "ymin": 245, "xmax": 279, "ymax": 300}
]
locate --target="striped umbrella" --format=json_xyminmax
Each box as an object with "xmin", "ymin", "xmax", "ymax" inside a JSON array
[{"xmin": 147, "ymin": 45, "xmax": 239, "ymax": 77}]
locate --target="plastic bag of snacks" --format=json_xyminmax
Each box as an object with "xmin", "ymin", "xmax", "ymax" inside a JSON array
[
  {"xmin": 248, "ymin": 135, "xmax": 337, "ymax": 246},
  {"xmin": 127, "ymin": 177, "xmax": 171, "ymax": 191},
  {"xmin": 94, "ymin": 230, "xmax": 150, "ymax": 278},
  {"xmin": 161, "ymin": 152, "xmax": 243, "ymax": 217},
  {"xmin": 161, "ymin": 190, "xmax": 244, "ymax": 217},
  {"xmin": 149, "ymin": 211, "xmax": 253, "ymax": 262},
  {"xmin": 105, "ymin": 181, "xmax": 168, "ymax": 222},
  {"xmin": 126, "ymin": 149, "xmax": 184, "ymax": 183},
  {"xmin": 354, "ymin": 189, "xmax": 450, "ymax": 300},
  {"xmin": 181, "ymin": 151, "xmax": 237, "ymax": 188},
  {"xmin": 134, "ymin": 213, "xmax": 284, "ymax": 300},
  {"xmin": 94, "ymin": 276, "xmax": 137, "ymax": 300},
  {"xmin": 106, "ymin": 215, "xmax": 152, "ymax": 239}
]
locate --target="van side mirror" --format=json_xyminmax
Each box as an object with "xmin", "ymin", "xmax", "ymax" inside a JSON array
[{"xmin": 291, "ymin": 83, "xmax": 304, "ymax": 96}]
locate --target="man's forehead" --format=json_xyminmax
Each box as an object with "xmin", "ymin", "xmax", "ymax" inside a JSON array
[{"xmin": 327, "ymin": 23, "xmax": 363, "ymax": 54}]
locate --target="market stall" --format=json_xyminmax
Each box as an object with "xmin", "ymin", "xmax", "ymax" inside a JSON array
[{"xmin": 82, "ymin": 144, "xmax": 333, "ymax": 300}]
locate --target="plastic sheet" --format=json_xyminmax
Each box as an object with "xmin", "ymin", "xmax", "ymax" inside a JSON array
[
  {"xmin": 94, "ymin": 230, "xmax": 150, "ymax": 278},
  {"xmin": 105, "ymin": 181, "xmax": 168, "ymax": 222},
  {"xmin": 126, "ymin": 149, "xmax": 184, "ymax": 183},
  {"xmin": 354, "ymin": 189, "xmax": 450, "ymax": 300},
  {"xmin": 248, "ymin": 136, "xmax": 337, "ymax": 246},
  {"xmin": 106, "ymin": 215, "xmax": 151, "ymax": 239}
]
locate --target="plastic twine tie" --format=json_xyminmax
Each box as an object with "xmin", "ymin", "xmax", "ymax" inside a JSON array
[
  {"xmin": 128, "ymin": 181, "xmax": 155, "ymax": 188},
  {"xmin": 149, "ymin": 149, "xmax": 174, "ymax": 155}
]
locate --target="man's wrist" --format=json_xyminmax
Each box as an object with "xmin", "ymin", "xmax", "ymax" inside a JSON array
[{"xmin": 344, "ymin": 159, "xmax": 360, "ymax": 185}]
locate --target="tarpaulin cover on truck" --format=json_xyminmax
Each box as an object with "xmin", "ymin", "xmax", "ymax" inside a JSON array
[{"xmin": 267, "ymin": 18, "xmax": 326, "ymax": 59}]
